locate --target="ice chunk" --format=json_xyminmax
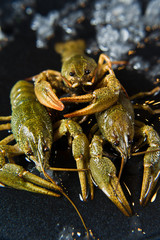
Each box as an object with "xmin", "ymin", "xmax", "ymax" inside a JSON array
[
  {"xmin": 31, "ymin": 11, "xmax": 59, "ymax": 48},
  {"xmin": 145, "ymin": 0, "xmax": 160, "ymax": 27}
]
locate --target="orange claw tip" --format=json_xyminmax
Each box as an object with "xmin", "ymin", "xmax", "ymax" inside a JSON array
[
  {"xmin": 64, "ymin": 113, "xmax": 75, "ymax": 118},
  {"xmin": 46, "ymin": 92, "xmax": 65, "ymax": 111},
  {"xmin": 38, "ymin": 94, "xmax": 64, "ymax": 111},
  {"xmin": 35, "ymin": 86, "xmax": 64, "ymax": 111}
]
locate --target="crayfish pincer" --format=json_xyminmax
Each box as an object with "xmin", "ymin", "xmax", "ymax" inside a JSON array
[{"xmin": 90, "ymin": 134, "xmax": 133, "ymax": 217}]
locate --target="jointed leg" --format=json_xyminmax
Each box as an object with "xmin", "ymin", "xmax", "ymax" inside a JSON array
[
  {"xmin": 98, "ymin": 53, "xmax": 127, "ymax": 71},
  {"xmin": 0, "ymin": 116, "xmax": 12, "ymax": 131},
  {"xmin": 61, "ymin": 73, "xmax": 121, "ymax": 118},
  {"xmin": 133, "ymin": 103, "xmax": 160, "ymax": 114},
  {"xmin": 52, "ymin": 119, "xmax": 93, "ymax": 201},
  {"xmin": 134, "ymin": 120, "xmax": 160, "ymax": 206},
  {"xmin": 0, "ymin": 116, "xmax": 11, "ymax": 121},
  {"xmin": 0, "ymin": 134, "xmax": 14, "ymax": 145},
  {"xmin": 130, "ymin": 86, "xmax": 160, "ymax": 100},
  {"xmin": 0, "ymin": 144, "xmax": 60, "ymax": 197}
]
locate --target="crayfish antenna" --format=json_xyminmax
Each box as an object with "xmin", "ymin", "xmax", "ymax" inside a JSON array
[
  {"xmin": 132, "ymin": 147, "xmax": 160, "ymax": 206},
  {"xmin": 132, "ymin": 149, "xmax": 160, "ymax": 156},
  {"xmin": 118, "ymin": 156, "xmax": 125, "ymax": 184},
  {"xmin": 42, "ymin": 168, "xmax": 90, "ymax": 239}
]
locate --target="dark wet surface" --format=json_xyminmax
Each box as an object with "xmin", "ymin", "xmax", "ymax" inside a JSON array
[{"xmin": 0, "ymin": 1, "xmax": 160, "ymax": 240}]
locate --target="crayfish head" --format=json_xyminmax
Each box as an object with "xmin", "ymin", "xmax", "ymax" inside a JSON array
[
  {"xmin": 18, "ymin": 122, "xmax": 53, "ymax": 172},
  {"xmin": 96, "ymin": 106, "xmax": 134, "ymax": 171},
  {"xmin": 61, "ymin": 55, "xmax": 97, "ymax": 90}
]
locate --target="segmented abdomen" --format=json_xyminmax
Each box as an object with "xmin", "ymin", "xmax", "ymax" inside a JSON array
[
  {"xmin": 10, "ymin": 80, "xmax": 36, "ymax": 108},
  {"xmin": 10, "ymin": 80, "xmax": 52, "ymax": 143}
]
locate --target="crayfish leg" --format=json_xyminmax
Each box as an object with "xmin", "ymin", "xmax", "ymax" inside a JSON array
[
  {"xmin": 52, "ymin": 119, "xmax": 92, "ymax": 201},
  {"xmin": 135, "ymin": 122, "xmax": 160, "ymax": 206},
  {"xmin": 130, "ymin": 86, "xmax": 160, "ymax": 101},
  {"xmin": 0, "ymin": 116, "xmax": 12, "ymax": 121},
  {"xmin": 62, "ymin": 75, "xmax": 121, "ymax": 118}
]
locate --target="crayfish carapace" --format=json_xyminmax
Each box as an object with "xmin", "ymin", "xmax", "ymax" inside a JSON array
[{"xmin": 28, "ymin": 39, "xmax": 160, "ymax": 217}]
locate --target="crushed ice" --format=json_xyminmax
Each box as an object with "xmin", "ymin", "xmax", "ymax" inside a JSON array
[
  {"xmin": 31, "ymin": 11, "xmax": 59, "ymax": 48},
  {"xmin": 0, "ymin": 0, "xmax": 36, "ymax": 48},
  {"xmin": 29, "ymin": 0, "xmax": 160, "ymax": 80},
  {"xmin": 1, "ymin": 0, "xmax": 160, "ymax": 78}
]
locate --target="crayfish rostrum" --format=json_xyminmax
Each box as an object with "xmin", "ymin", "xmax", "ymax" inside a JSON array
[{"xmin": 0, "ymin": 39, "xmax": 160, "ymax": 221}]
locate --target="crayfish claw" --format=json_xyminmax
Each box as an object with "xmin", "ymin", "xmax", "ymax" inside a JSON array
[
  {"xmin": 140, "ymin": 146, "xmax": 160, "ymax": 206},
  {"xmin": 136, "ymin": 124, "xmax": 160, "ymax": 206},
  {"xmin": 34, "ymin": 73, "xmax": 64, "ymax": 111},
  {"xmin": 90, "ymin": 156, "xmax": 132, "ymax": 216},
  {"xmin": 90, "ymin": 135, "xmax": 132, "ymax": 216},
  {"xmin": 107, "ymin": 171, "xmax": 133, "ymax": 217},
  {"xmin": 62, "ymin": 74, "xmax": 121, "ymax": 117},
  {"xmin": 0, "ymin": 163, "xmax": 61, "ymax": 197}
]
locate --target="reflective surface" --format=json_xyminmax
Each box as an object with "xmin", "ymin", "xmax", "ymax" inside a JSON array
[{"xmin": 0, "ymin": 1, "xmax": 160, "ymax": 239}]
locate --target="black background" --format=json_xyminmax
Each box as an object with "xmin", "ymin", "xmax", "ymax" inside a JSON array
[{"xmin": 0, "ymin": 1, "xmax": 160, "ymax": 240}]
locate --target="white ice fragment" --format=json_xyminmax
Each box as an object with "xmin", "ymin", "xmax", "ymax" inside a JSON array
[
  {"xmin": 145, "ymin": 0, "xmax": 160, "ymax": 27},
  {"xmin": 26, "ymin": 7, "xmax": 33, "ymax": 15},
  {"xmin": 47, "ymin": 10, "xmax": 59, "ymax": 24},
  {"xmin": 91, "ymin": 0, "xmax": 109, "ymax": 25},
  {"xmin": 0, "ymin": 28, "xmax": 7, "ymax": 41},
  {"xmin": 36, "ymin": 39, "xmax": 47, "ymax": 48},
  {"xmin": 119, "ymin": 0, "xmax": 135, "ymax": 4},
  {"xmin": 133, "ymin": 62, "xmax": 141, "ymax": 70},
  {"xmin": 91, "ymin": 10, "xmax": 107, "ymax": 25},
  {"xmin": 86, "ymin": 41, "xmax": 99, "ymax": 54},
  {"xmin": 120, "ymin": 28, "xmax": 129, "ymax": 42},
  {"xmin": 31, "ymin": 11, "xmax": 59, "ymax": 31},
  {"xmin": 97, "ymin": 25, "xmax": 119, "ymax": 45},
  {"xmin": 148, "ymin": 63, "xmax": 160, "ymax": 80},
  {"xmin": 109, "ymin": 42, "xmax": 132, "ymax": 60},
  {"xmin": 59, "ymin": 10, "xmax": 84, "ymax": 36},
  {"xmin": 128, "ymin": 23, "xmax": 145, "ymax": 43},
  {"xmin": 129, "ymin": 56, "xmax": 150, "ymax": 71},
  {"xmin": 31, "ymin": 14, "xmax": 42, "ymax": 30},
  {"xmin": 90, "ymin": 0, "xmax": 146, "ymax": 59},
  {"xmin": 58, "ymin": 226, "xmax": 74, "ymax": 240},
  {"xmin": 104, "ymin": 1, "xmax": 141, "ymax": 28},
  {"xmin": 31, "ymin": 11, "xmax": 59, "ymax": 48}
]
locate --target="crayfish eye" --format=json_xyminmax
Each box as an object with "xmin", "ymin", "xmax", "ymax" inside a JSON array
[
  {"xmin": 128, "ymin": 140, "xmax": 132, "ymax": 145},
  {"xmin": 114, "ymin": 140, "xmax": 119, "ymax": 147},
  {"xmin": 43, "ymin": 146, "xmax": 49, "ymax": 152},
  {"xmin": 27, "ymin": 150, "xmax": 33, "ymax": 156},
  {"xmin": 84, "ymin": 69, "xmax": 91, "ymax": 75},
  {"xmin": 69, "ymin": 71, "xmax": 75, "ymax": 77}
]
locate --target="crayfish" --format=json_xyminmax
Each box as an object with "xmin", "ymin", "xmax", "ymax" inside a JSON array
[
  {"xmin": 0, "ymin": 80, "xmax": 90, "ymax": 237},
  {"xmin": 0, "ymin": 39, "xmax": 160, "ymax": 225},
  {"xmin": 27, "ymin": 39, "xmax": 160, "ymax": 217}
]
